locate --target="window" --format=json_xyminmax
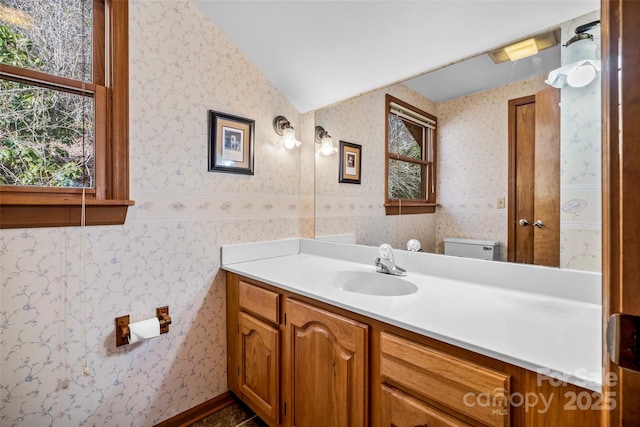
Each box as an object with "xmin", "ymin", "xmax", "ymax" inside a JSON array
[
  {"xmin": 0, "ymin": 0, "xmax": 131, "ymax": 229},
  {"xmin": 384, "ymin": 94, "xmax": 437, "ymax": 215}
]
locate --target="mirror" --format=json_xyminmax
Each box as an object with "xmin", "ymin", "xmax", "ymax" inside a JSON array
[{"xmin": 314, "ymin": 8, "xmax": 601, "ymax": 272}]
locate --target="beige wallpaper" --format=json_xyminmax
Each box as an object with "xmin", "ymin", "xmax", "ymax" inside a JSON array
[
  {"xmin": 315, "ymin": 84, "xmax": 438, "ymax": 251},
  {"xmin": 0, "ymin": 1, "xmax": 306, "ymax": 425},
  {"xmin": 436, "ymin": 75, "xmax": 549, "ymax": 259}
]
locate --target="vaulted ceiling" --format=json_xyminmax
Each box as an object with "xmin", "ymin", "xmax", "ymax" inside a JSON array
[{"xmin": 193, "ymin": 1, "xmax": 599, "ymax": 112}]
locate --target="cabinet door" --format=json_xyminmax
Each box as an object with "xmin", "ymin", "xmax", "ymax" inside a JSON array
[
  {"xmin": 381, "ymin": 385, "xmax": 470, "ymax": 427},
  {"xmin": 288, "ymin": 299, "xmax": 368, "ymax": 427},
  {"xmin": 239, "ymin": 311, "xmax": 280, "ymax": 423}
]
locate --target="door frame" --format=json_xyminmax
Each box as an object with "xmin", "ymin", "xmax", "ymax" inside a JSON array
[{"xmin": 602, "ymin": 0, "xmax": 640, "ymax": 424}]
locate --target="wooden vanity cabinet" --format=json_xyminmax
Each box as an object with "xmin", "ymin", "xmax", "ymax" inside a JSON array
[{"xmin": 227, "ymin": 273, "xmax": 600, "ymax": 427}]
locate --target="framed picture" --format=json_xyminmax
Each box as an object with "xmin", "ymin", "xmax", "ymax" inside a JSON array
[
  {"xmin": 208, "ymin": 110, "xmax": 255, "ymax": 175},
  {"xmin": 339, "ymin": 141, "xmax": 362, "ymax": 184}
]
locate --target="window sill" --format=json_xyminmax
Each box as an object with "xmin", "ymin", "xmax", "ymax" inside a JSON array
[
  {"xmin": 384, "ymin": 203, "xmax": 437, "ymax": 215},
  {"xmin": 1, "ymin": 196, "xmax": 134, "ymax": 229}
]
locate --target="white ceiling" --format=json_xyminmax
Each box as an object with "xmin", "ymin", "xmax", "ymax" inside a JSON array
[{"xmin": 193, "ymin": 1, "xmax": 599, "ymax": 113}]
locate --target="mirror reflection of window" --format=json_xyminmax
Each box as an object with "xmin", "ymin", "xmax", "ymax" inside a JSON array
[
  {"xmin": 388, "ymin": 116, "xmax": 425, "ymax": 199},
  {"xmin": 385, "ymin": 95, "xmax": 436, "ymax": 214}
]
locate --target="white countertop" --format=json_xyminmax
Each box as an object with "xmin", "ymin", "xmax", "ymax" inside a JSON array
[{"xmin": 221, "ymin": 238, "xmax": 603, "ymax": 392}]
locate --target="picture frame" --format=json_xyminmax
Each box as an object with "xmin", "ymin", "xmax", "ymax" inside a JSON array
[
  {"xmin": 208, "ymin": 110, "xmax": 255, "ymax": 175},
  {"xmin": 339, "ymin": 141, "xmax": 362, "ymax": 184}
]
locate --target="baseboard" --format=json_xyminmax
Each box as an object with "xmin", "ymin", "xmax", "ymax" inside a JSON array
[{"xmin": 154, "ymin": 390, "xmax": 236, "ymax": 427}]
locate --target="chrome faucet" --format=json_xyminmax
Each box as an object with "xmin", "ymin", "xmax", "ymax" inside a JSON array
[{"xmin": 375, "ymin": 244, "xmax": 407, "ymax": 276}]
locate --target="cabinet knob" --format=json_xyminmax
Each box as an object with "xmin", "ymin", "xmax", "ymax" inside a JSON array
[{"xmin": 518, "ymin": 219, "xmax": 529, "ymax": 227}]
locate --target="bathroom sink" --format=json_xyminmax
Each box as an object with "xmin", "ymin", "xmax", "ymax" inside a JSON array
[{"xmin": 333, "ymin": 271, "xmax": 418, "ymax": 296}]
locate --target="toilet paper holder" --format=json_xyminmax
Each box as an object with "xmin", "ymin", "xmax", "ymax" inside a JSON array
[{"xmin": 115, "ymin": 306, "xmax": 172, "ymax": 347}]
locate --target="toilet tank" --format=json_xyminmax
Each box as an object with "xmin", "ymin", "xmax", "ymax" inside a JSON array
[{"xmin": 443, "ymin": 238, "xmax": 501, "ymax": 261}]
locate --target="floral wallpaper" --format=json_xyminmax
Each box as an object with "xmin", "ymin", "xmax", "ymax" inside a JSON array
[
  {"xmin": 436, "ymin": 75, "xmax": 549, "ymax": 260},
  {"xmin": 298, "ymin": 112, "xmax": 316, "ymax": 239},
  {"xmin": 559, "ymin": 10, "xmax": 601, "ymax": 272},
  {"xmin": 1, "ymin": 1, "xmax": 305, "ymax": 426},
  {"xmin": 315, "ymin": 84, "xmax": 438, "ymax": 251}
]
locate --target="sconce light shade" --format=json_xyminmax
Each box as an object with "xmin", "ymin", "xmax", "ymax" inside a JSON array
[
  {"xmin": 566, "ymin": 62, "xmax": 598, "ymax": 87},
  {"xmin": 281, "ymin": 127, "xmax": 300, "ymax": 149},
  {"xmin": 319, "ymin": 137, "xmax": 337, "ymax": 156},
  {"xmin": 545, "ymin": 59, "xmax": 600, "ymax": 88},
  {"xmin": 273, "ymin": 115, "xmax": 301, "ymax": 149},
  {"xmin": 315, "ymin": 126, "xmax": 337, "ymax": 156}
]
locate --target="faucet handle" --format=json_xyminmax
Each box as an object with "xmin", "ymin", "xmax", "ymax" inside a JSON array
[
  {"xmin": 378, "ymin": 243, "xmax": 394, "ymax": 261},
  {"xmin": 407, "ymin": 239, "xmax": 422, "ymax": 252}
]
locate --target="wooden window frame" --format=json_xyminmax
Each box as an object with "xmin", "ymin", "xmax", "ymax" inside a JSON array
[
  {"xmin": 384, "ymin": 94, "xmax": 437, "ymax": 215},
  {"xmin": 0, "ymin": 0, "xmax": 132, "ymax": 229}
]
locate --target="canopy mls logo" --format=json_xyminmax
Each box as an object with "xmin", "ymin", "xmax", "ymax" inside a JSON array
[
  {"xmin": 462, "ymin": 388, "xmax": 554, "ymax": 414},
  {"xmin": 463, "ymin": 368, "xmax": 619, "ymax": 414},
  {"xmin": 536, "ymin": 367, "xmax": 617, "ymax": 389}
]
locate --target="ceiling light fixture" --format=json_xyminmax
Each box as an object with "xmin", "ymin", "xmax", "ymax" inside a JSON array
[
  {"xmin": 504, "ymin": 38, "xmax": 539, "ymax": 61},
  {"xmin": 488, "ymin": 30, "xmax": 560, "ymax": 64},
  {"xmin": 273, "ymin": 115, "xmax": 301, "ymax": 149},
  {"xmin": 315, "ymin": 126, "xmax": 337, "ymax": 156}
]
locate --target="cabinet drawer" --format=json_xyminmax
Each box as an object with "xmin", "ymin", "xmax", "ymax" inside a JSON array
[
  {"xmin": 239, "ymin": 280, "xmax": 280, "ymax": 324},
  {"xmin": 380, "ymin": 332, "xmax": 510, "ymax": 427},
  {"xmin": 381, "ymin": 385, "xmax": 470, "ymax": 427}
]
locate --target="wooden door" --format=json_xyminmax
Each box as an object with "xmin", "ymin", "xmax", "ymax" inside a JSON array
[
  {"xmin": 509, "ymin": 96, "xmax": 536, "ymax": 264},
  {"xmin": 508, "ymin": 88, "xmax": 560, "ymax": 266},
  {"xmin": 287, "ymin": 299, "xmax": 368, "ymax": 427},
  {"xmin": 239, "ymin": 312, "xmax": 280, "ymax": 423},
  {"xmin": 533, "ymin": 86, "xmax": 561, "ymax": 266},
  {"xmin": 602, "ymin": 0, "xmax": 640, "ymax": 425}
]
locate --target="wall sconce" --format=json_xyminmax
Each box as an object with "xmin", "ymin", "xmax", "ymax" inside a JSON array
[
  {"xmin": 563, "ymin": 20, "xmax": 599, "ymax": 48},
  {"xmin": 273, "ymin": 115, "xmax": 301, "ymax": 149},
  {"xmin": 545, "ymin": 20, "xmax": 601, "ymax": 89},
  {"xmin": 315, "ymin": 126, "xmax": 337, "ymax": 156}
]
